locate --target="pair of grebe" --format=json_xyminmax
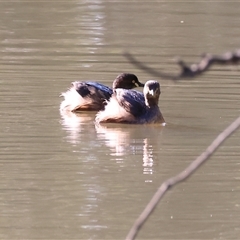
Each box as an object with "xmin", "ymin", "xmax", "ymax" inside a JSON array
[{"xmin": 60, "ymin": 73, "xmax": 165, "ymax": 125}]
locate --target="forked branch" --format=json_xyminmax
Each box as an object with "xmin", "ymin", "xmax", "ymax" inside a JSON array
[{"xmin": 124, "ymin": 49, "xmax": 240, "ymax": 80}]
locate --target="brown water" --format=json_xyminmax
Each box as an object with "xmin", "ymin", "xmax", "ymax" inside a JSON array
[{"xmin": 1, "ymin": 1, "xmax": 240, "ymax": 239}]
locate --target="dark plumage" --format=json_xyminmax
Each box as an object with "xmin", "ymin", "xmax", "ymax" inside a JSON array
[
  {"xmin": 95, "ymin": 80, "xmax": 165, "ymax": 124},
  {"xmin": 60, "ymin": 73, "xmax": 144, "ymax": 112}
]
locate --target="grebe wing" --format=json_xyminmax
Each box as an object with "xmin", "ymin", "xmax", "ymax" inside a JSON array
[{"xmin": 115, "ymin": 89, "xmax": 146, "ymax": 117}]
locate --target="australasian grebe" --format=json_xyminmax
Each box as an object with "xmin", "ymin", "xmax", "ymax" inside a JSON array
[
  {"xmin": 95, "ymin": 80, "xmax": 165, "ymax": 125},
  {"xmin": 60, "ymin": 73, "xmax": 144, "ymax": 112}
]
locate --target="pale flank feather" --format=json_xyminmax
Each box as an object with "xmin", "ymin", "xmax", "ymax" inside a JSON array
[
  {"xmin": 60, "ymin": 88, "xmax": 91, "ymax": 112},
  {"xmin": 96, "ymin": 96, "xmax": 135, "ymax": 123}
]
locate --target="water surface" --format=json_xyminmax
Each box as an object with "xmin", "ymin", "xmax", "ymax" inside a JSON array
[{"xmin": 0, "ymin": 1, "xmax": 240, "ymax": 239}]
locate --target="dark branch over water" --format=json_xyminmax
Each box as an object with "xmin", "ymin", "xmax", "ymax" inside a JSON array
[{"xmin": 124, "ymin": 49, "xmax": 240, "ymax": 80}]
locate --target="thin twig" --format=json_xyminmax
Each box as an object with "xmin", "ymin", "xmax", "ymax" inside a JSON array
[
  {"xmin": 124, "ymin": 49, "xmax": 240, "ymax": 80},
  {"xmin": 126, "ymin": 116, "xmax": 240, "ymax": 240}
]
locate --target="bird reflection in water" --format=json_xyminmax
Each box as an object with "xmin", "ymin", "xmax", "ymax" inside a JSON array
[
  {"xmin": 60, "ymin": 111, "xmax": 164, "ymax": 180},
  {"xmin": 95, "ymin": 124, "xmax": 130, "ymax": 157},
  {"xmin": 60, "ymin": 110, "xmax": 95, "ymax": 145},
  {"xmin": 142, "ymin": 138, "xmax": 154, "ymax": 179},
  {"xmin": 95, "ymin": 123, "xmax": 164, "ymax": 179}
]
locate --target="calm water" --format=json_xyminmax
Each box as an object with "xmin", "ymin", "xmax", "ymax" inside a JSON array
[{"xmin": 1, "ymin": 1, "xmax": 240, "ymax": 239}]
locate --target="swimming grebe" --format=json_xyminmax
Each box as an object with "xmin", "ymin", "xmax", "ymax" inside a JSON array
[
  {"xmin": 60, "ymin": 73, "xmax": 144, "ymax": 112},
  {"xmin": 95, "ymin": 80, "xmax": 165, "ymax": 124}
]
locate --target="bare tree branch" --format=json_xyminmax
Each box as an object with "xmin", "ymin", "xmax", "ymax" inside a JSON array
[
  {"xmin": 124, "ymin": 49, "xmax": 240, "ymax": 80},
  {"xmin": 126, "ymin": 116, "xmax": 240, "ymax": 240}
]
